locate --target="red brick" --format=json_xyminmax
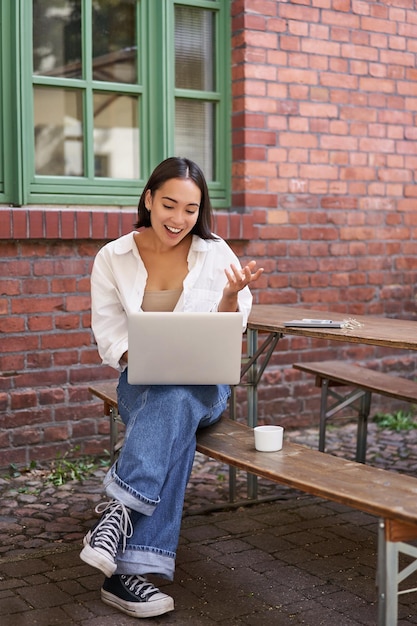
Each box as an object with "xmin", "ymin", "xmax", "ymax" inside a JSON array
[
  {"xmin": 12, "ymin": 210, "xmax": 28, "ymax": 238},
  {"xmin": 10, "ymin": 390, "xmax": 38, "ymax": 410},
  {"xmin": 0, "ymin": 209, "xmax": 12, "ymax": 238},
  {"xmin": 29, "ymin": 443, "xmax": 71, "ymax": 464},
  {"xmin": 121, "ymin": 211, "xmax": 136, "ymax": 235},
  {"xmin": 278, "ymin": 68, "xmax": 318, "ymax": 85},
  {"xmin": 107, "ymin": 210, "xmax": 121, "ymax": 238},
  {"xmin": 341, "ymin": 43, "xmax": 378, "ymax": 61},
  {"xmin": 322, "ymin": 10, "xmax": 360, "ymax": 29},
  {"xmin": 361, "ymin": 17, "xmax": 396, "ymax": 35},
  {"xmin": 44, "ymin": 426, "xmax": 70, "ymax": 442},
  {"xmin": 40, "ymin": 331, "xmax": 91, "ymax": 350},
  {"xmin": 11, "ymin": 296, "xmax": 64, "ymax": 314},
  {"xmin": 45, "ymin": 210, "xmax": 60, "ymax": 238},
  {"xmin": 76, "ymin": 211, "xmax": 91, "ymax": 238},
  {"xmin": 22, "ymin": 278, "xmax": 49, "ymax": 295},
  {"xmin": 0, "ymin": 355, "xmax": 25, "ymax": 374},
  {"xmin": 28, "ymin": 210, "xmax": 44, "ymax": 238},
  {"xmin": 13, "ymin": 428, "xmax": 42, "ymax": 446},
  {"xmin": 333, "ymin": 0, "xmax": 350, "ymax": 12},
  {"xmin": 65, "ymin": 295, "xmax": 91, "ymax": 312},
  {"xmin": 213, "ymin": 213, "xmax": 228, "ymax": 238},
  {"xmin": 16, "ymin": 371, "xmax": 68, "ymax": 388},
  {"xmin": 61, "ymin": 210, "xmax": 77, "ymax": 239},
  {"xmin": 0, "ymin": 316, "xmax": 25, "ymax": 333},
  {"xmin": 0, "ymin": 448, "xmax": 27, "ymax": 467},
  {"xmin": 2, "ymin": 335, "xmax": 40, "ymax": 353},
  {"xmin": 280, "ymin": 5, "xmax": 320, "ymax": 23}
]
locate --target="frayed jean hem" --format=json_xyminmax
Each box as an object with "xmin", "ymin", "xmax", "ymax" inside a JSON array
[
  {"xmin": 104, "ymin": 467, "xmax": 159, "ymax": 516},
  {"xmin": 115, "ymin": 548, "xmax": 175, "ymax": 581}
]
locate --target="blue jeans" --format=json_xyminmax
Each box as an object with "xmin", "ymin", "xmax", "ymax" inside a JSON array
[{"xmin": 103, "ymin": 369, "xmax": 230, "ymax": 580}]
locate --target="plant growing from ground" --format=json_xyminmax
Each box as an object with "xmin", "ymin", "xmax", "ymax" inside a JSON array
[
  {"xmin": 373, "ymin": 409, "xmax": 417, "ymax": 432},
  {"xmin": 5, "ymin": 460, "xmax": 38, "ymax": 479},
  {"xmin": 47, "ymin": 448, "xmax": 109, "ymax": 486}
]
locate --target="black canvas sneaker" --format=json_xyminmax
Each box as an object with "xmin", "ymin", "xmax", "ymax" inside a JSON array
[
  {"xmin": 101, "ymin": 574, "xmax": 175, "ymax": 618},
  {"xmin": 80, "ymin": 499, "xmax": 133, "ymax": 577}
]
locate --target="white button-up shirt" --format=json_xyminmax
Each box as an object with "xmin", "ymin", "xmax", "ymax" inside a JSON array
[{"xmin": 91, "ymin": 231, "xmax": 253, "ymax": 371}]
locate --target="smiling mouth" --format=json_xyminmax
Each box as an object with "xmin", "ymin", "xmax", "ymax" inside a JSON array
[{"xmin": 165, "ymin": 226, "xmax": 182, "ymax": 234}]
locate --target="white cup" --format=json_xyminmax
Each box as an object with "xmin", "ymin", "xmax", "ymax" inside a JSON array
[{"xmin": 254, "ymin": 425, "xmax": 284, "ymax": 452}]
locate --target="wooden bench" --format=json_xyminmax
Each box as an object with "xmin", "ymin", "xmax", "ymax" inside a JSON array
[
  {"xmin": 293, "ymin": 360, "xmax": 417, "ymax": 464},
  {"xmin": 89, "ymin": 381, "xmax": 417, "ymax": 626}
]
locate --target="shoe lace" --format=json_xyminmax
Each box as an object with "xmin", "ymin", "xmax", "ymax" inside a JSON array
[
  {"xmin": 92, "ymin": 499, "xmax": 133, "ymax": 555},
  {"xmin": 122, "ymin": 574, "xmax": 161, "ymax": 600}
]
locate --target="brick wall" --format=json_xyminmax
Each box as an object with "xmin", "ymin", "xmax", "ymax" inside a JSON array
[
  {"xmin": 1, "ymin": 0, "xmax": 417, "ymax": 468},
  {"xmin": 231, "ymin": 0, "xmax": 417, "ymax": 312},
  {"xmin": 0, "ymin": 208, "xmax": 263, "ymax": 468}
]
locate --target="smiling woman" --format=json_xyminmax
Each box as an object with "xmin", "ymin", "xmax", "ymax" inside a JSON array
[
  {"xmin": 135, "ymin": 178, "xmax": 201, "ymax": 292},
  {"xmin": 135, "ymin": 157, "xmax": 216, "ymax": 239},
  {"xmin": 81, "ymin": 156, "xmax": 264, "ymax": 619},
  {"xmin": 132, "ymin": 157, "xmax": 217, "ymax": 293},
  {"xmin": 142, "ymin": 178, "xmax": 201, "ymax": 247}
]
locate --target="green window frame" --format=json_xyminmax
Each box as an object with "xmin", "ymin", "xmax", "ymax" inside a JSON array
[
  {"xmin": 0, "ymin": 9, "xmax": 3, "ymax": 200},
  {"xmin": 0, "ymin": 0, "xmax": 231, "ymax": 207}
]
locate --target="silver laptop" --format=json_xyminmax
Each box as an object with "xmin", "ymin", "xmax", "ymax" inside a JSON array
[{"xmin": 127, "ymin": 311, "xmax": 243, "ymax": 385}]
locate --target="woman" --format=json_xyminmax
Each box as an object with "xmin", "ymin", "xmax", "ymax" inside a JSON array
[{"xmin": 81, "ymin": 157, "xmax": 263, "ymax": 619}]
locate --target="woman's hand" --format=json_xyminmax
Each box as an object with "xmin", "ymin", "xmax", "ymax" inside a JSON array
[{"xmin": 218, "ymin": 260, "xmax": 264, "ymax": 312}]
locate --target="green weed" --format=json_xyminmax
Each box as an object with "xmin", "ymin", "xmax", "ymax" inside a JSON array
[
  {"xmin": 373, "ymin": 409, "xmax": 417, "ymax": 432},
  {"xmin": 6, "ymin": 460, "xmax": 38, "ymax": 478},
  {"xmin": 47, "ymin": 448, "xmax": 109, "ymax": 486}
]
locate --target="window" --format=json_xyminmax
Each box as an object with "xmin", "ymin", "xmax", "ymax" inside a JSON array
[{"xmin": 0, "ymin": 0, "xmax": 230, "ymax": 207}]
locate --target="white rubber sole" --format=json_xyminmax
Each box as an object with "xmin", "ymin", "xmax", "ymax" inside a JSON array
[
  {"xmin": 101, "ymin": 588, "xmax": 174, "ymax": 618},
  {"xmin": 80, "ymin": 543, "xmax": 117, "ymax": 578}
]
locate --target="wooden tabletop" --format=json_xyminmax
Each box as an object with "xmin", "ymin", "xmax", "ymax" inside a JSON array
[{"xmin": 248, "ymin": 304, "xmax": 417, "ymax": 351}]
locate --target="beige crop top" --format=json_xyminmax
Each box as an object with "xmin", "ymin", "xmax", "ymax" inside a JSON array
[{"xmin": 141, "ymin": 289, "xmax": 183, "ymax": 312}]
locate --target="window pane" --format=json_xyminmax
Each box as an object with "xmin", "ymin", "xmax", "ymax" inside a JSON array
[
  {"xmin": 92, "ymin": 0, "xmax": 137, "ymax": 83},
  {"xmin": 34, "ymin": 87, "xmax": 83, "ymax": 176},
  {"xmin": 33, "ymin": 0, "xmax": 82, "ymax": 78},
  {"xmin": 93, "ymin": 92, "xmax": 140, "ymax": 179},
  {"xmin": 175, "ymin": 6, "xmax": 215, "ymax": 91},
  {"xmin": 175, "ymin": 100, "xmax": 214, "ymax": 180}
]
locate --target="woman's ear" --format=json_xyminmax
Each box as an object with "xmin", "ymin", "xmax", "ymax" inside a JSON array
[{"xmin": 145, "ymin": 189, "xmax": 152, "ymax": 210}]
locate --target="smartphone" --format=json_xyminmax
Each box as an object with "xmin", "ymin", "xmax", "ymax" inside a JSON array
[{"xmin": 283, "ymin": 319, "xmax": 344, "ymax": 328}]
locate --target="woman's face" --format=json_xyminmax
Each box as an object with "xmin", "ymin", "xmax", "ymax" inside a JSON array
[{"xmin": 145, "ymin": 178, "xmax": 201, "ymax": 247}]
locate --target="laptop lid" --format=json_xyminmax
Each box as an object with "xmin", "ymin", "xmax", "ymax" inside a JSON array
[{"xmin": 127, "ymin": 311, "xmax": 243, "ymax": 385}]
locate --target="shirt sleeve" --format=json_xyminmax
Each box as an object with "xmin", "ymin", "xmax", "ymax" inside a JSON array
[
  {"xmin": 213, "ymin": 239, "xmax": 253, "ymax": 330},
  {"xmin": 90, "ymin": 247, "xmax": 129, "ymax": 372}
]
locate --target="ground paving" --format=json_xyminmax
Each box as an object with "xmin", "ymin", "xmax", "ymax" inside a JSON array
[{"xmin": 1, "ymin": 421, "xmax": 417, "ymax": 625}]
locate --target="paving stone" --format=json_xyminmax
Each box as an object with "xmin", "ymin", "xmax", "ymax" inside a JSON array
[{"xmin": 1, "ymin": 420, "xmax": 417, "ymax": 624}]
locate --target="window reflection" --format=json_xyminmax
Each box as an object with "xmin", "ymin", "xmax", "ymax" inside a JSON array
[
  {"xmin": 175, "ymin": 6, "xmax": 215, "ymax": 91},
  {"xmin": 34, "ymin": 87, "xmax": 83, "ymax": 176},
  {"xmin": 92, "ymin": 0, "xmax": 137, "ymax": 83},
  {"xmin": 94, "ymin": 93, "xmax": 140, "ymax": 179},
  {"xmin": 33, "ymin": 0, "xmax": 137, "ymax": 83},
  {"xmin": 175, "ymin": 100, "xmax": 214, "ymax": 180},
  {"xmin": 33, "ymin": 0, "xmax": 82, "ymax": 78}
]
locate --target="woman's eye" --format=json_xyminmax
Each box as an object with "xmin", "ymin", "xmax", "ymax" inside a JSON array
[{"xmin": 163, "ymin": 205, "xmax": 174, "ymax": 210}]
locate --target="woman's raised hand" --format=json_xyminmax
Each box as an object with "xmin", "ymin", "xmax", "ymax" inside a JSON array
[
  {"xmin": 223, "ymin": 260, "xmax": 264, "ymax": 295},
  {"xmin": 218, "ymin": 260, "xmax": 264, "ymax": 312}
]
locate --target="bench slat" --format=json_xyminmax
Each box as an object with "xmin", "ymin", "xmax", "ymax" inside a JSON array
[
  {"xmin": 89, "ymin": 382, "xmax": 417, "ymax": 527},
  {"xmin": 197, "ymin": 418, "xmax": 417, "ymax": 528},
  {"xmin": 293, "ymin": 361, "xmax": 417, "ymax": 403}
]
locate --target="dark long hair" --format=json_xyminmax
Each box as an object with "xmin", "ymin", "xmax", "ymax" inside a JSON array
[{"xmin": 135, "ymin": 157, "xmax": 217, "ymax": 240}]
